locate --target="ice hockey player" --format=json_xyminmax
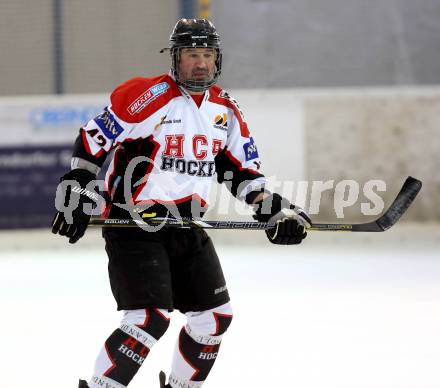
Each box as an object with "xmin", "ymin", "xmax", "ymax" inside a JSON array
[{"xmin": 52, "ymin": 18, "xmax": 311, "ymax": 388}]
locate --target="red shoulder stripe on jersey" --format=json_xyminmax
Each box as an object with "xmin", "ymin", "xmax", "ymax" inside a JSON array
[
  {"xmin": 110, "ymin": 74, "xmax": 181, "ymax": 124},
  {"xmin": 208, "ymin": 85, "xmax": 251, "ymax": 138}
]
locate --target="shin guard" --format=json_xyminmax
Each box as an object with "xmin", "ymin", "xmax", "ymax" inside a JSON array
[
  {"xmin": 169, "ymin": 303, "xmax": 233, "ymax": 388},
  {"xmin": 90, "ymin": 308, "xmax": 170, "ymax": 388}
]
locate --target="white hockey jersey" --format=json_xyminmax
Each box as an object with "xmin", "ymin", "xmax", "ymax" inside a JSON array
[{"xmin": 75, "ymin": 73, "xmax": 266, "ymax": 217}]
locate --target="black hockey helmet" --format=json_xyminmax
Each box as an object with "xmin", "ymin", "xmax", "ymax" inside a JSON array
[{"xmin": 162, "ymin": 18, "xmax": 222, "ymax": 92}]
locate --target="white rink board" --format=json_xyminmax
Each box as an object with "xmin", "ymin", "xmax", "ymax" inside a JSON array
[{"xmin": 0, "ymin": 225, "xmax": 439, "ymax": 388}]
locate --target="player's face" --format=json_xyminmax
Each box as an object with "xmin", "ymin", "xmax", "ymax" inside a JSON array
[{"xmin": 177, "ymin": 47, "xmax": 217, "ymax": 87}]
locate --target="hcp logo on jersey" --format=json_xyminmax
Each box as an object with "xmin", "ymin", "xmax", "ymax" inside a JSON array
[
  {"xmin": 213, "ymin": 113, "xmax": 228, "ymax": 130},
  {"xmin": 243, "ymin": 137, "xmax": 259, "ymax": 161},
  {"xmin": 94, "ymin": 108, "xmax": 124, "ymax": 139},
  {"xmin": 128, "ymin": 82, "xmax": 169, "ymax": 115}
]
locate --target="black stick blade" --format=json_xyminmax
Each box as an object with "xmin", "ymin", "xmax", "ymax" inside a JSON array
[{"xmin": 375, "ymin": 176, "xmax": 422, "ymax": 231}]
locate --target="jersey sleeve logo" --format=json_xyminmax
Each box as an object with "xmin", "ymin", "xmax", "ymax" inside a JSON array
[
  {"xmin": 243, "ymin": 137, "xmax": 259, "ymax": 161},
  {"xmin": 127, "ymin": 82, "xmax": 170, "ymax": 115},
  {"xmin": 94, "ymin": 108, "xmax": 124, "ymax": 139}
]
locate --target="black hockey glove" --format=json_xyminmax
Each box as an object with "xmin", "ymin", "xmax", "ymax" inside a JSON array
[
  {"xmin": 52, "ymin": 169, "xmax": 98, "ymax": 244},
  {"xmin": 254, "ymin": 193, "xmax": 312, "ymax": 245}
]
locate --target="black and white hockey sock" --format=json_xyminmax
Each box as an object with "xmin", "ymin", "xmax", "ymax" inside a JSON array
[
  {"xmin": 89, "ymin": 308, "xmax": 170, "ymax": 388},
  {"xmin": 168, "ymin": 303, "xmax": 233, "ymax": 388}
]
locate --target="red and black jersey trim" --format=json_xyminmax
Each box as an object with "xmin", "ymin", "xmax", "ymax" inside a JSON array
[
  {"xmin": 72, "ymin": 129, "xmax": 108, "ymax": 167},
  {"xmin": 208, "ymin": 85, "xmax": 250, "ymax": 138},
  {"xmin": 106, "ymin": 137, "xmax": 209, "ymax": 219},
  {"xmin": 215, "ymin": 147, "xmax": 264, "ymax": 199},
  {"xmin": 107, "ymin": 136, "xmax": 157, "ymax": 216}
]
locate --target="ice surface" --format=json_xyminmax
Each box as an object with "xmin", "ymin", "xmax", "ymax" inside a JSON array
[{"xmin": 0, "ymin": 225, "xmax": 439, "ymax": 388}]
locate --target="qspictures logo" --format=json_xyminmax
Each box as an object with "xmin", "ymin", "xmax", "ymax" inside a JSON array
[{"xmin": 127, "ymin": 82, "xmax": 169, "ymax": 115}]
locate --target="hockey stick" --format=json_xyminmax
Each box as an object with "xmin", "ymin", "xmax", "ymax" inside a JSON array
[{"xmin": 89, "ymin": 176, "xmax": 422, "ymax": 232}]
